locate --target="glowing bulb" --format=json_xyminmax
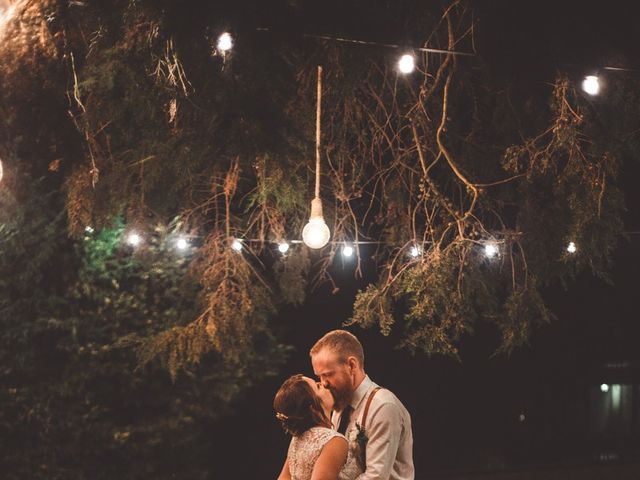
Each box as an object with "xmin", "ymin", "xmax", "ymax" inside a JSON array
[
  {"xmin": 398, "ymin": 54, "xmax": 415, "ymax": 74},
  {"xmin": 567, "ymin": 241, "xmax": 577, "ymax": 253},
  {"xmin": 217, "ymin": 32, "xmax": 233, "ymax": 52},
  {"xmin": 484, "ymin": 243, "xmax": 499, "ymax": 258},
  {"xmin": 0, "ymin": 3, "xmax": 17, "ymax": 32},
  {"xmin": 582, "ymin": 75, "xmax": 600, "ymax": 95},
  {"xmin": 342, "ymin": 244, "xmax": 354, "ymax": 258},
  {"xmin": 127, "ymin": 232, "xmax": 141, "ymax": 247},
  {"xmin": 410, "ymin": 245, "xmax": 421, "ymax": 258},
  {"xmin": 231, "ymin": 239, "xmax": 243, "ymax": 251},
  {"xmin": 84, "ymin": 226, "xmax": 94, "ymax": 234},
  {"xmin": 600, "ymin": 383, "xmax": 609, "ymax": 393},
  {"xmin": 176, "ymin": 237, "xmax": 189, "ymax": 250},
  {"xmin": 278, "ymin": 242, "xmax": 290, "ymax": 254},
  {"xmin": 302, "ymin": 198, "xmax": 331, "ymax": 249}
]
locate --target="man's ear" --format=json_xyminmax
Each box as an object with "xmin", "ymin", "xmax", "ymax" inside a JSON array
[{"xmin": 347, "ymin": 356, "xmax": 359, "ymax": 371}]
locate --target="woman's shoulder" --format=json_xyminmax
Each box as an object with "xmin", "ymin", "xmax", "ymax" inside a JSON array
[{"xmin": 301, "ymin": 426, "xmax": 346, "ymax": 443}]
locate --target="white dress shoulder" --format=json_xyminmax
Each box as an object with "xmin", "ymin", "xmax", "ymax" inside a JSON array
[{"xmin": 287, "ymin": 426, "xmax": 359, "ymax": 480}]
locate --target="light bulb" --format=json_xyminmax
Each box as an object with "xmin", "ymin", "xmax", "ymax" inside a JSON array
[
  {"xmin": 176, "ymin": 237, "xmax": 189, "ymax": 250},
  {"xmin": 582, "ymin": 75, "xmax": 600, "ymax": 95},
  {"xmin": 84, "ymin": 226, "xmax": 94, "ymax": 234},
  {"xmin": 302, "ymin": 198, "xmax": 331, "ymax": 249},
  {"xmin": 484, "ymin": 243, "xmax": 499, "ymax": 258},
  {"xmin": 342, "ymin": 244, "xmax": 354, "ymax": 258},
  {"xmin": 398, "ymin": 54, "xmax": 415, "ymax": 74},
  {"xmin": 567, "ymin": 241, "xmax": 577, "ymax": 253},
  {"xmin": 231, "ymin": 239, "xmax": 243, "ymax": 252},
  {"xmin": 278, "ymin": 242, "xmax": 290, "ymax": 254},
  {"xmin": 600, "ymin": 383, "xmax": 609, "ymax": 393},
  {"xmin": 127, "ymin": 232, "xmax": 141, "ymax": 247},
  {"xmin": 410, "ymin": 245, "xmax": 421, "ymax": 258},
  {"xmin": 302, "ymin": 218, "xmax": 330, "ymax": 249},
  {"xmin": 217, "ymin": 32, "xmax": 233, "ymax": 52}
]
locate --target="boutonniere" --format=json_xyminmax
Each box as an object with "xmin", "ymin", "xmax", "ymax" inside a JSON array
[{"xmin": 354, "ymin": 422, "xmax": 369, "ymax": 448}]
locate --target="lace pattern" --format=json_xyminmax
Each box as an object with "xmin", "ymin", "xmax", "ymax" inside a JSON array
[{"xmin": 288, "ymin": 427, "xmax": 359, "ymax": 480}]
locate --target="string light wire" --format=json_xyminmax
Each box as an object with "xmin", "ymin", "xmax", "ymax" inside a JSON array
[{"xmin": 256, "ymin": 28, "xmax": 477, "ymax": 58}]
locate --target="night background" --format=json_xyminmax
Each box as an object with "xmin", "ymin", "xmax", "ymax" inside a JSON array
[{"xmin": 1, "ymin": 0, "xmax": 639, "ymax": 479}]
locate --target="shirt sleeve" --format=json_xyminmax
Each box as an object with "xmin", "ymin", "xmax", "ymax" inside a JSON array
[{"xmin": 355, "ymin": 401, "xmax": 404, "ymax": 480}]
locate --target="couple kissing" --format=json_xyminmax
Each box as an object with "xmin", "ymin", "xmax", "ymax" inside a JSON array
[{"xmin": 274, "ymin": 330, "xmax": 414, "ymax": 480}]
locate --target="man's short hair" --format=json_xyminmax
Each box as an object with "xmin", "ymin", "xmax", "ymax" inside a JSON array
[{"xmin": 310, "ymin": 329, "xmax": 364, "ymax": 368}]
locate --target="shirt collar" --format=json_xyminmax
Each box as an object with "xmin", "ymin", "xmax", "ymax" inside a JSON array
[{"xmin": 349, "ymin": 375, "xmax": 373, "ymax": 410}]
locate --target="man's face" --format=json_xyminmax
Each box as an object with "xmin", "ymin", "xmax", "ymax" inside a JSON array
[{"xmin": 311, "ymin": 347, "xmax": 354, "ymax": 410}]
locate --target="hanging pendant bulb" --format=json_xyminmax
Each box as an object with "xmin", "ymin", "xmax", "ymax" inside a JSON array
[
  {"xmin": 302, "ymin": 65, "xmax": 331, "ymax": 249},
  {"xmin": 302, "ymin": 197, "xmax": 330, "ymax": 249}
]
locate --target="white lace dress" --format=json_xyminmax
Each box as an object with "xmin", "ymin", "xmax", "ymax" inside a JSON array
[{"xmin": 287, "ymin": 427, "xmax": 359, "ymax": 480}]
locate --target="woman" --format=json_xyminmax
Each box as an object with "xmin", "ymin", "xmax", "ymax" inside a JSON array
[{"xmin": 274, "ymin": 374, "xmax": 357, "ymax": 480}]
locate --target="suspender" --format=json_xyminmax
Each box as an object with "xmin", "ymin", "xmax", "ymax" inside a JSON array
[
  {"xmin": 360, "ymin": 386, "xmax": 381, "ymax": 431},
  {"xmin": 359, "ymin": 386, "xmax": 381, "ymax": 468}
]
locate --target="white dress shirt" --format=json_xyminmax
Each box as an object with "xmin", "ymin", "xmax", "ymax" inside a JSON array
[{"xmin": 331, "ymin": 376, "xmax": 414, "ymax": 480}]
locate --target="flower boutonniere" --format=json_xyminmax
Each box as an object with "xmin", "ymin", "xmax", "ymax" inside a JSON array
[{"xmin": 354, "ymin": 422, "xmax": 369, "ymax": 449}]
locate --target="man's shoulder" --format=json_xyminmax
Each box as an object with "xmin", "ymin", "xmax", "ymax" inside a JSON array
[{"xmin": 368, "ymin": 384, "xmax": 400, "ymax": 402}]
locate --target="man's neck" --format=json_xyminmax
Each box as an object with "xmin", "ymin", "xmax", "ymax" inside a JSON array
[{"xmin": 343, "ymin": 371, "xmax": 366, "ymax": 408}]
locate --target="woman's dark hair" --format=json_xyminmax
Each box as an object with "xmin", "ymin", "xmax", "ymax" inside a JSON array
[{"xmin": 273, "ymin": 374, "xmax": 330, "ymax": 437}]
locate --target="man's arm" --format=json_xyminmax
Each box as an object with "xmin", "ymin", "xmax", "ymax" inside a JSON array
[{"xmin": 355, "ymin": 401, "xmax": 403, "ymax": 480}]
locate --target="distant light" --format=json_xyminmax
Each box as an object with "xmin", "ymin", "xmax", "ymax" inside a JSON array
[
  {"xmin": 278, "ymin": 242, "xmax": 290, "ymax": 254},
  {"xmin": 342, "ymin": 244, "xmax": 354, "ymax": 258},
  {"xmin": 0, "ymin": 4, "xmax": 17, "ymax": 32},
  {"xmin": 567, "ymin": 241, "xmax": 577, "ymax": 254},
  {"xmin": 600, "ymin": 383, "xmax": 609, "ymax": 393},
  {"xmin": 518, "ymin": 413, "xmax": 526, "ymax": 423},
  {"xmin": 484, "ymin": 243, "xmax": 499, "ymax": 258},
  {"xmin": 582, "ymin": 75, "xmax": 600, "ymax": 96},
  {"xmin": 126, "ymin": 232, "xmax": 141, "ymax": 247},
  {"xmin": 85, "ymin": 226, "xmax": 94, "ymax": 234},
  {"xmin": 398, "ymin": 54, "xmax": 415, "ymax": 74},
  {"xmin": 410, "ymin": 245, "xmax": 421, "ymax": 258},
  {"xmin": 176, "ymin": 237, "xmax": 189, "ymax": 250},
  {"xmin": 217, "ymin": 32, "xmax": 233, "ymax": 52},
  {"xmin": 231, "ymin": 239, "xmax": 243, "ymax": 252}
]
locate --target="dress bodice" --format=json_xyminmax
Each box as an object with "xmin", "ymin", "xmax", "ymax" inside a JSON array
[{"xmin": 287, "ymin": 427, "xmax": 359, "ymax": 480}]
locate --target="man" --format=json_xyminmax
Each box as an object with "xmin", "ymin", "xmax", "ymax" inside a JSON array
[{"xmin": 310, "ymin": 330, "xmax": 414, "ymax": 480}]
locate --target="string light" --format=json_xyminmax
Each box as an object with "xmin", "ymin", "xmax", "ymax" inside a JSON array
[
  {"xmin": 342, "ymin": 244, "xmax": 354, "ymax": 258},
  {"xmin": 231, "ymin": 238, "xmax": 243, "ymax": 252},
  {"xmin": 217, "ymin": 32, "xmax": 233, "ymax": 52},
  {"xmin": 582, "ymin": 75, "xmax": 600, "ymax": 95},
  {"xmin": 398, "ymin": 54, "xmax": 416, "ymax": 74},
  {"xmin": 567, "ymin": 241, "xmax": 577, "ymax": 253},
  {"xmin": 484, "ymin": 243, "xmax": 499, "ymax": 258},
  {"xmin": 277, "ymin": 242, "xmax": 290, "ymax": 254},
  {"xmin": 84, "ymin": 226, "xmax": 94, "ymax": 234},
  {"xmin": 410, "ymin": 245, "xmax": 421, "ymax": 258},
  {"xmin": 126, "ymin": 232, "xmax": 142, "ymax": 247},
  {"xmin": 176, "ymin": 236, "xmax": 189, "ymax": 250}
]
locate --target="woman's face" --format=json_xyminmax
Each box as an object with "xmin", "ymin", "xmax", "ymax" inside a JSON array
[{"xmin": 303, "ymin": 376, "xmax": 334, "ymax": 412}]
